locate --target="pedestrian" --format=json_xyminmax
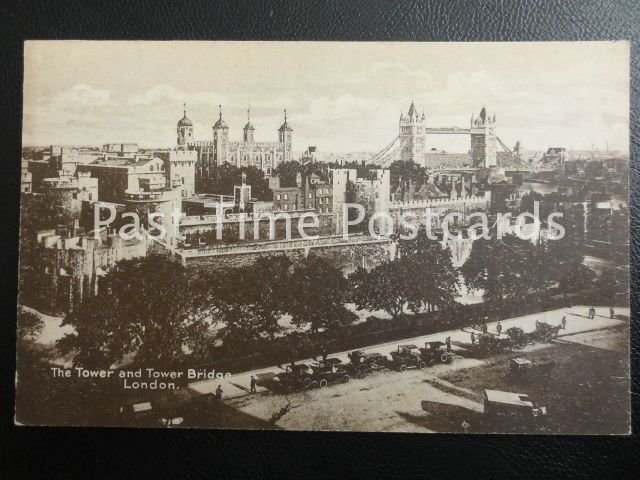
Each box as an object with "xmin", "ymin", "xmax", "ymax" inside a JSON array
[
  {"xmin": 250, "ymin": 375, "xmax": 257, "ymax": 393},
  {"xmin": 215, "ymin": 385, "xmax": 223, "ymax": 403},
  {"xmin": 461, "ymin": 420, "xmax": 470, "ymax": 433},
  {"xmin": 610, "ymin": 307, "xmax": 615, "ymax": 319},
  {"xmin": 589, "ymin": 306, "xmax": 595, "ymax": 319},
  {"xmin": 482, "ymin": 322, "xmax": 488, "ymax": 334},
  {"xmin": 496, "ymin": 321, "xmax": 502, "ymax": 336},
  {"xmin": 445, "ymin": 336, "xmax": 451, "ymax": 352},
  {"xmin": 561, "ymin": 316, "xmax": 566, "ymax": 330},
  {"xmin": 471, "ymin": 332, "xmax": 476, "ymax": 345}
]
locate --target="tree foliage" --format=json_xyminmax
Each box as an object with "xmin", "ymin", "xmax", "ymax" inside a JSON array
[
  {"xmin": 213, "ymin": 256, "xmax": 292, "ymax": 349},
  {"xmin": 58, "ymin": 255, "xmax": 211, "ymax": 369},
  {"xmin": 389, "ymin": 160, "xmax": 428, "ymax": 192},
  {"xmin": 399, "ymin": 233, "xmax": 460, "ymax": 312},
  {"xmin": 349, "ymin": 261, "xmax": 412, "ymax": 319},
  {"xmin": 462, "ymin": 235, "xmax": 543, "ymax": 308},
  {"xmin": 287, "ymin": 255, "xmax": 356, "ymax": 333},
  {"xmin": 202, "ymin": 163, "xmax": 271, "ymax": 201}
]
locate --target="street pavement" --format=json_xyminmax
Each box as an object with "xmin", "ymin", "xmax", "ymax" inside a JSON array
[{"xmin": 187, "ymin": 306, "xmax": 628, "ymax": 401}]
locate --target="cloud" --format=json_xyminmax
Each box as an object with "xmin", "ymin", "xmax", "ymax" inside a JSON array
[
  {"xmin": 40, "ymin": 84, "xmax": 113, "ymax": 109},
  {"xmin": 127, "ymin": 84, "xmax": 228, "ymax": 108}
]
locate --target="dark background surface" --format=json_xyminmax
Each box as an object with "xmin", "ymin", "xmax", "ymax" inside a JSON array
[{"xmin": 0, "ymin": 0, "xmax": 638, "ymax": 477}]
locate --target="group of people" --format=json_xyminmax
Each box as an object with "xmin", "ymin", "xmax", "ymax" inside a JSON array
[{"xmin": 588, "ymin": 306, "xmax": 616, "ymax": 319}]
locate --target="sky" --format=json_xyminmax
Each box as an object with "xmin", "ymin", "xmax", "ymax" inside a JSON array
[{"xmin": 23, "ymin": 41, "xmax": 629, "ymax": 154}]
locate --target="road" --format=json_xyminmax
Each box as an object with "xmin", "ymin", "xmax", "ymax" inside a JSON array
[{"xmin": 187, "ymin": 305, "xmax": 627, "ymax": 401}]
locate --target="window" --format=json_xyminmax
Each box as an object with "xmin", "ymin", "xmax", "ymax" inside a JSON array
[
  {"xmin": 283, "ymin": 204, "xmax": 289, "ymax": 210},
  {"xmin": 308, "ymin": 193, "xmax": 312, "ymax": 199},
  {"xmin": 276, "ymin": 194, "xmax": 281, "ymax": 200},
  {"xmin": 283, "ymin": 194, "xmax": 288, "ymax": 200}
]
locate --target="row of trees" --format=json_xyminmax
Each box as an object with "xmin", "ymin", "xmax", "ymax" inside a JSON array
[
  {"xmin": 58, "ymin": 254, "xmax": 355, "ymax": 369},
  {"xmin": 55, "ymin": 224, "xmax": 627, "ymax": 370},
  {"xmin": 58, "ymin": 233, "xmax": 459, "ymax": 369},
  {"xmin": 349, "ymin": 233, "xmax": 459, "ymax": 319}
]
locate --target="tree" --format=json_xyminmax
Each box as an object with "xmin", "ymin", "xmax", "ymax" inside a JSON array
[
  {"xmin": 202, "ymin": 163, "xmax": 271, "ymax": 201},
  {"xmin": 399, "ymin": 233, "xmax": 460, "ymax": 312},
  {"xmin": 349, "ymin": 260, "xmax": 412, "ymax": 320},
  {"xmin": 274, "ymin": 160, "xmax": 302, "ymax": 187},
  {"xmin": 287, "ymin": 255, "xmax": 356, "ymax": 333},
  {"xmin": 542, "ymin": 212, "xmax": 591, "ymax": 296},
  {"xmin": 214, "ymin": 256, "xmax": 292, "ymax": 348},
  {"xmin": 593, "ymin": 268, "xmax": 625, "ymax": 305},
  {"xmin": 389, "ymin": 160, "xmax": 427, "ymax": 192},
  {"xmin": 58, "ymin": 255, "xmax": 212, "ymax": 369},
  {"xmin": 18, "ymin": 193, "xmax": 68, "ymax": 310},
  {"xmin": 462, "ymin": 235, "xmax": 542, "ymax": 309}
]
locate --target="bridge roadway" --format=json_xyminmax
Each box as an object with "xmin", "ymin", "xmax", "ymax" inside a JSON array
[{"xmin": 424, "ymin": 127, "xmax": 472, "ymax": 135}]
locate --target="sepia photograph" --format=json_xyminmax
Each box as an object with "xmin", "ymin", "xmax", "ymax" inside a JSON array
[{"xmin": 16, "ymin": 40, "xmax": 630, "ymax": 434}]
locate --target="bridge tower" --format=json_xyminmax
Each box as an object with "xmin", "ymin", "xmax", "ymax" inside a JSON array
[
  {"xmin": 399, "ymin": 101, "xmax": 426, "ymax": 164},
  {"xmin": 470, "ymin": 106, "xmax": 497, "ymax": 168}
]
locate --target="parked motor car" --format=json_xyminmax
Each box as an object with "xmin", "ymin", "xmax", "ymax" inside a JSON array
[
  {"xmin": 389, "ymin": 345, "xmax": 427, "ymax": 372},
  {"xmin": 420, "ymin": 341, "xmax": 453, "ymax": 365}
]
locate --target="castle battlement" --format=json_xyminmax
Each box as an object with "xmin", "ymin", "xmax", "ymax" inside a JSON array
[{"xmin": 389, "ymin": 191, "xmax": 490, "ymax": 209}]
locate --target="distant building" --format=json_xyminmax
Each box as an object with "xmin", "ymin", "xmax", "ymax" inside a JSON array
[
  {"xmin": 301, "ymin": 146, "xmax": 317, "ymax": 164},
  {"xmin": 269, "ymin": 171, "xmax": 333, "ymax": 213},
  {"xmin": 77, "ymin": 154, "xmax": 167, "ymax": 204},
  {"xmin": 33, "ymin": 227, "xmax": 148, "ymax": 314},
  {"xmin": 41, "ymin": 171, "xmax": 98, "ymax": 219},
  {"xmin": 20, "ymin": 160, "xmax": 32, "ymax": 193},
  {"xmin": 187, "ymin": 106, "xmax": 293, "ymax": 179}
]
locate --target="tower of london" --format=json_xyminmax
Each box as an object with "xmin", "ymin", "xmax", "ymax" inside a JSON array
[{"xmin": 187, "ymin": 106, "xmax": 293, "ymax": 180}]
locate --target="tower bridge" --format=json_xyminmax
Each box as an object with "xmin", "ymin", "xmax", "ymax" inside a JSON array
[{"xmin": 367, "ymin": 102, "xmax": 529, "ymax": 171}]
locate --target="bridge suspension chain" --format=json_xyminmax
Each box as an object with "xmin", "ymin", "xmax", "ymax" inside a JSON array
[
  {"xmin": 366, "ymin": 135, "xmax": 400, "ymax": 165},
  {"xmin": 496, "ymin": 136, "xmax": 527, "ymax": 166}
]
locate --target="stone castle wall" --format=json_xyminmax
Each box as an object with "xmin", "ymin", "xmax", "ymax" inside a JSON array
[{"xmin": 182, "ymin": 236, "xmax": 395, "ymax": 275}]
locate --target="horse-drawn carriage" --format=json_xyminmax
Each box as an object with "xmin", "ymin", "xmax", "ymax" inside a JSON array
[{"xmin": 505, "ymin": 322, "xmax": 562, "ymax": 348}]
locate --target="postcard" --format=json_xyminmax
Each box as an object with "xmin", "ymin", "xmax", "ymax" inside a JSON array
[{"xmin": 16, "ymin": 41, "xmax": 630, "ymax": 433}]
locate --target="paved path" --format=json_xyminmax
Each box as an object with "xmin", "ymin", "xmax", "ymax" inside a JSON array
[{"xmin": 188, "ymin": 306, "xmax": 628, "ymax": 401}]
